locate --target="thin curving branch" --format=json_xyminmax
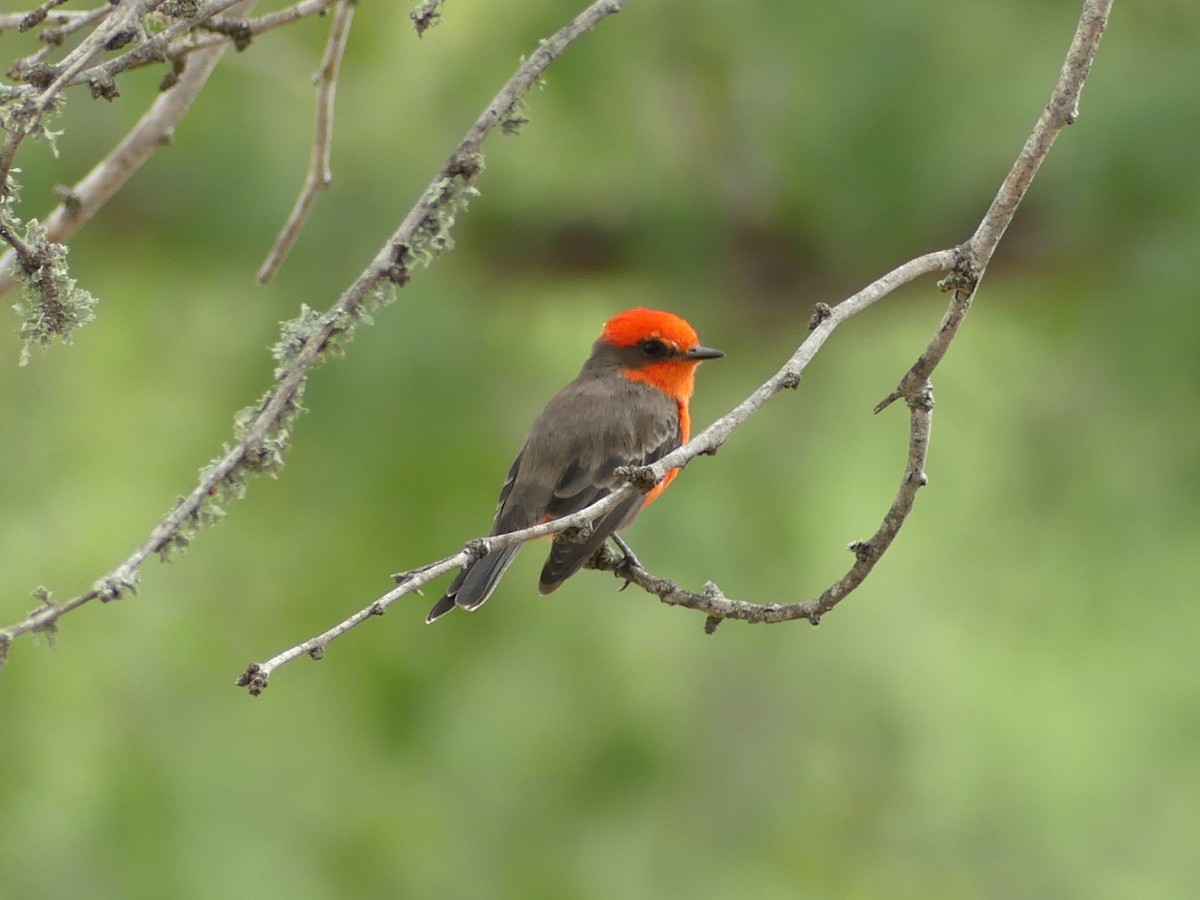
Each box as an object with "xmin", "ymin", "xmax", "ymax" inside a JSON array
[
  {"xmin": 587, "ymin": 381, "xmax": 933, "ymax": 631},
  {"xmin": 256, "ymin": 0, "xmax": 355, "ymax": 285},
  {"xmin": 236, "ymin": 0, "xmax": 1114, "ymax": 694},
  {"xmin": 1, "ymin": 0, "xmax": 630, "ymax": 664},
  {"xmin": 234, "ymin": 249, "xmax": 955, "ymax": 694}
]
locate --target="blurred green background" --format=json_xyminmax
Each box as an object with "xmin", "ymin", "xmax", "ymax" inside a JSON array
[{"xmin": 2, "ymin": 1, "xmax": 1198, "ymax": 897}]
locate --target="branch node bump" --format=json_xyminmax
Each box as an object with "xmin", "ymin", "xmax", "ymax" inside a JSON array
[
  {"xmin": 235, "ymin": 664, "xmax": 269, "ymax": 696},
  {"xmin": 936, "ymin": 270, "xmax": 971, "ymax": 294},
  {"xmin": 849, "ymin": 539, "xmax": 873, "ymax": 562},
  {"xmin": 203, "ymin": 18, "xmax": 254, "ymax": 52},
  {"xmin": 53, "ymin": 185, "xmax": 83, "ymax": 219},
  {"xmin": 86, "ymin": 72, "xmax": 118, "ymax": 101},
  {"xmin": 103, "ymin": 28, "xmax": 138, "ymax": 53},
  {"xmin": 559, "ymin": 523, "xmax": 595, "ymax": 545},
  {"xmin": 20, "ymin": 63, "xmax": 57, "ymax": 90},
  {"xmin": 410, "ymin": 0, "xmax": 446, "ymax": 37},
  {"xmin": 907, "ymin": 384, "xmax": 935, "ymax": 412},
  {"xmin": 19, "ymin": 9, "xmax": 49, "ymax": 31},
  {"xmin": 446, "ymin": 152, "xmax": 484, "ymax": 183},
  {"xmin": 616, "ymin": 464, "xmax": 658, "ymax": 493},
  {"xmin": 384, "ymin": 242, "xmax": 412, "ymax": 285},
  {"xmin": 938, "ymin": 244, "xmax": 979, "ymax": 295},
  {"xmin": 93, "ymin": 572, "xmax": 139, "ymax": 602}
]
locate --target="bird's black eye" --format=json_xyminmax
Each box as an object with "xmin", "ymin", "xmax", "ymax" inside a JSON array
[{"xmin": 640, "ymin": 338, "xmax": 670, "ymax": 359}]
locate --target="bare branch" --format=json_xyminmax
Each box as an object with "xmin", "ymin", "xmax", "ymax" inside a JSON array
[
  {"xmin": 256, "ymin": 0, "xmax": 355, "ymax": 284},
  {"xmin": 1, "ymin": 0, "xmax": 630, "ymax": 662}
]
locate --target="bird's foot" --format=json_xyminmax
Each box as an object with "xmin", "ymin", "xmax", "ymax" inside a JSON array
[{"xmin": 611, "ymin": 534, "xmax": 642, "ymax": 591}]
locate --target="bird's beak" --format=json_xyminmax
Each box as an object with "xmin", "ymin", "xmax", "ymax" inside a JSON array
[{"xmin": 684, "ymin": 346, "xmax": 724, "ymax": 361}]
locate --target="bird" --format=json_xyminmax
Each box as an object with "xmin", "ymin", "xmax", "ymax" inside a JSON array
[{"xmin": 426, "ymin": 307, "xmax": 723, "ymax": 622}]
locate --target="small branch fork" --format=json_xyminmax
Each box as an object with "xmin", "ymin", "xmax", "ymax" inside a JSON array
[
  {"xmin": 235, "ymin": 0, "xmax": 1114, "ymax": 695},
  {"xmin": 0, "ymin": 0, "xmax": 347, "ymax": 294}
]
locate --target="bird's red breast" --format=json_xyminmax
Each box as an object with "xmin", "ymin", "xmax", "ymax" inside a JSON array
[{"xmin": 599, "ymin": 307, "xmax": 720, "ymax": 504}]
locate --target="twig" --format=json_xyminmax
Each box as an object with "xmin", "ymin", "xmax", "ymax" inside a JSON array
[
  {"xmin": 237, "ymin": 0, "xmax": 1114, "ymax": 693},
  {"xmin": 7, "ymin": 7, "xmax": 113, "ymax": 79},
  {"xmin": 158, "ymin": 0, "xmax": 344, "ymax": 60},
  {"xmin": 0, "ymin": 2, "xmax": 259, "ymax": 296},
  {"xmin": 0, "ymin": 0, "xmax": 71, "ymax": 33},
  {"xmin": 1, "ymin": 0, "xmax": 630, "ymax": 662},
  {"xmin": 256, "ymin": 0, "xmax": 355, "ymax": 284},
  {"xmin": 32, "ymin": 0, "xmax": 151, "ymax": 112},
  {"xmin": 65, "ymin": 0, "xmax": 250, "ymax": 88},
  {"xmin": 878, "ymin": 0, "xmax": 1112, "ymax": 412}
]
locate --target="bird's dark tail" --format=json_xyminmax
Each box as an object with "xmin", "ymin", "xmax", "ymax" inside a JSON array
[
  {"xmin": 426, "ymin": 545, "xmax": 521, "ymax": 623},
  {"xmin": 537, "ymin": 494, "xmax": 642, "ymax": 595}
]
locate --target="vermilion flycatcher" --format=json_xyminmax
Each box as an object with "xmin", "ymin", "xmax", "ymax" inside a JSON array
[{"xmin": 427, "ymin": 307, "xmax": 723, "ymax": 622}]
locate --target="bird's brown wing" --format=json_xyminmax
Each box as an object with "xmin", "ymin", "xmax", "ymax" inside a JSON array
[{"xmin": 537, "ymin": 409, "xmax": 682, "ymax": 594}]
